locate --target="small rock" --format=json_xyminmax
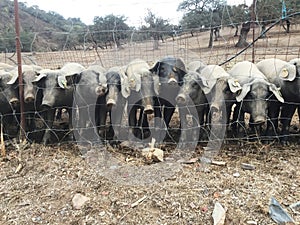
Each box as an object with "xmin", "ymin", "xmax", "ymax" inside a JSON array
[
  {"xmin": 72, "ymin": 193, "xmax": 90, "ymax": 210},
  {"xmin": 31, "ymin": 216, "xmax": 42, "ymax": 223},
  {"xmin": 99, "ymin": 211, "xmax": 106, "ymax": 217},
  {"xmin": 40, "ymin": 207, "xmax": 47, "ymax": 213},
  {"xmin": 223, "ymin": 189, "xmax": 231, "ymax": 195},
  {"xmin": 233, "ymin": 172, "xmax": 240, "ymax": 177}
]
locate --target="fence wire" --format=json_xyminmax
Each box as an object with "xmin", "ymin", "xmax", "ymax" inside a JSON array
[{"xmin": 1, "ymin": 17, "xmax": 300, "ymax": 147}]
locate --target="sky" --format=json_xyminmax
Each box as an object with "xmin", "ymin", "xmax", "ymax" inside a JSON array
[{"xmin": 17, "ymin": 0, "xmax": 253, "ymax": 27}]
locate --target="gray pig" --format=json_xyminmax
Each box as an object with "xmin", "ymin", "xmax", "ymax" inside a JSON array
[
  {"xmin": 197, "ymin": 65, "xmax": 241, "ymax": 123},
  {"xmin": 123, "ymin": 59, "xmax": 159, "ymax": 140},
  {"xmin": 8, "ymin": 65, "xmax": 43, "ymax": 141},
  {"xmin": 256, "ymin": 58, "xmax": 298, "ymax": 144},
  {"xmin": 33, "ymin": 62, "xmax": 85, "ymax": 144},
  {"xmin": 73, "ymin": 65, "xmax": 107, "ymax": 145},
  {"xmin": 228, "ymin": 61, "xmax": 283, "ymax": 141},
  {"xmin": 149, "ymin": 56, "xmax": 187, "ymax": 144},
  {"xmin": 176, "ymin": 69, "xmax": 208, "ymax": 148},
  {"xmin": 0, "ymin": 70, "xmax": 19, "ymax": 138},
  {"xmin": 94, "ymin": 66, "xmax": 127, "ymax": 144}
]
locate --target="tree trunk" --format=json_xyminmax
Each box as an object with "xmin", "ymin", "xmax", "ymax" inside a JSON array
[
  {"xmin": 234, "ymin": 25, "xmax": 239, "ymax": 37},
  {"xmin": 260, "ymin": 23, "xmax": 267, "ymax": 38},
  {"xmin": 286, "ymin": 19, "xmax": 290, "ymax": 33},
  {"xmin": 153, "ymin": 39, "xmax": 159, "ymax": 50},
  {"xmin": 208, "ymin": 28, "xmax": 214, "ymax": 48},
  {"xmin": 153, "ymin": 33, "xmax": 159, "ymax": 50},
  {"xmin": 235, "ymin": 22, "xmax": 250, "ymax": 48}
]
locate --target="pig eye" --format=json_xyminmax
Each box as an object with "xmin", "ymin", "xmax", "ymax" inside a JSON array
[
  {"xmin": 224, "ymin": 86, "xmax": 230, "ymax": 94},
  {"xmin": 191, "ymin": 81, "xmax": 198, "ymax": 88}
]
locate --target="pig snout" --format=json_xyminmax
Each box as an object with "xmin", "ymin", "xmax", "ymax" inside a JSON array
[
  {"xmin": 176, "ymin": 93, "xmax": 186, "ymax": 104},
  {"xmin": 106, "ymin": 98, "xmax": 116, "ymax": 110},
  {"xmin": 168, "ymin": 77, "xmax": 178, "ymax": 86},
  {"xmin": 24, "ymin": 94, "xmax": 35, "ymax": 103},
  {"xmin": 41, "ymin": 99, "xmax": 54, "ymax": 109},
  {"xmin": 144, "ymin": 105, "xmax": 154, "ymax": 114},
  {"xmin": 9, "ymin": 97, "xmax": 20, "ymax": 108},
  {"xmin": 210, "ymin": 103, "xmax": 220, "ymax": 113},
  {"xmin": 252, "ymin": 115, "xmax": 266, "ymax": 124},
  {"xmin": 143, "ymin": 97, "xmax": 154, "ymax": 114}
]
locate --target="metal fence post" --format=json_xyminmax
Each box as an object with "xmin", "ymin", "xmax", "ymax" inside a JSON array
[{"xmin": 14, "ymin": 0, "xmax": 26, "ymax": 141}]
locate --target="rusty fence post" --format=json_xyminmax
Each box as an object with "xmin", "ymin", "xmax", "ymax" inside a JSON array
[{"xmin": 14, "ymin": 0, "xmax": 26, "ymax": 141}]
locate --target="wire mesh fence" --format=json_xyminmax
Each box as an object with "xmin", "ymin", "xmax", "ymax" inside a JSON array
[{"xmin": 1, "ymin": 16, "xmax": 300, "ymax": 149}]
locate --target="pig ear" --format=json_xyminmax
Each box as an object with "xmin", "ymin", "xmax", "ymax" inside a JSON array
[
  {"xmin": 127, "ymin": 72, "xmax": 142, "ymax": 92},
  {"xmin": 149, "ymin": 61, "xmax": 160, "ymax": 74},
  {"xmin": 7, "ymin": 73, "xmax": 18, "ymax": 85},
  {"xmin": 236, "ymin": 83, "xmax": 251, "ymax": 102},
  {"xmin": 153, "ymin": 74, "xmax": 160, "ymax": 95},
  {"xmin": 195, "ymin": 72, "xmax": 210, "ymax": 94},
  {"xmin": 120, "ymin": 75, "xmax": 130, "ymax": 98},
  {"xmin": 228, "ymin": 78, "xmax": 242, "ymax": 93},
  {"xmin": 269, "ymin": 83, "xmax": 284, "ymax": 103},
  {"xmin": 279, "ymin": 64, "xmax": 296, "ymax": 81},
  {"xmin": 57, "ymin": 76, "xmax": 68, "ymax": 89},
  {"xmin": 32, "ymin": 73, "xmax": 47, "ymax": 83},
  {"xmin": 98, "ymin": 72, "xmax": 107, "ymax": 86},
  {"xmin": 127, "ymin": 73, "xmax": 141, "ymax": 92},
  {"xmin": 135, "ymin": 74, "xmax": 141, "ymax": 92}
]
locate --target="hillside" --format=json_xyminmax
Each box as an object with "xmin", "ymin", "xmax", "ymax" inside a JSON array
[{"xmin": 0, "ymin": 0, "xmax": 87, "ymax": 51}]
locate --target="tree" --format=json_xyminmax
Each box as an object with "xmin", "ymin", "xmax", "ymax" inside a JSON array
[
  {"xmin": 235, "ymin": 21, "xmax": 251, "ymax": 47},
  {"xmin": 178, "ymin": 0, "xmax": 224, "ymax": 47},
  {"xmin": 91, "ymin": 14, "xmax": 129, "ymax": 49},
  {"xmin": 222, "ymin": 4, "xmax": 250, "ymax": 36},
  {"xmin": 178, "ymin": 0, "xmax": 218, "ymax": 13},
  {"xmin": 254, "ymin": 0, "xmax": 299, "ymax": 34},
  {"xmin": 143, "ymin": 9, "xmax": 171, "ymax": 50}
]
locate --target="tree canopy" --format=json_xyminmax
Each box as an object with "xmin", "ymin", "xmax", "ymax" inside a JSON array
[{"xmin": 1, "ymin": 0, "xmax": 300, "ymax": 52}]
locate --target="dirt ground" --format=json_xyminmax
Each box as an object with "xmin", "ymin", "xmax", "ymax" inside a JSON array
[
  {"xmin": 1, "ymin": 24, "xmax": 300, "ymax": 225},
  {"xmin": 0, "ymin": 138, "xmax": 299, "ymax": 225}
]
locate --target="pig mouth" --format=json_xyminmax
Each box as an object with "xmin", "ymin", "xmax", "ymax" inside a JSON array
[
  {"xmin": 175, "ymin": 94, "xmax": 187, "ymax": 105},
  {"xmin": 252, "ymin": 116, "xmax": 266, "ymax": 124},
  {"xmin": 25, "ymin": 96, "xmax": 35, "ymax": 103},
  {"xmin": 210, "ymin": 105, "xmax": 219, "ymax": 113},
  {"xmin": 9, "ymin": 98, "xmax": 20, "ymax": 108},
  {"xmin": 144, "ymin": 104, "xmax": 154, "ymax": 114},
  {"xmin": 106, "ymin": 99, "xmax": 116, "ymax": 109},
  {"xmin": 167, "ymin": 78, "xmax": 178, "ymax": 86},
  {"xmin": 41, "ymin": 103, "xmax": 53, "ymax": 109}
]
